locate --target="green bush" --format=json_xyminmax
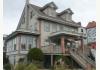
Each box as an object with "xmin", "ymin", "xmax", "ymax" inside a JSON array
[
  {"xmin": 24, "ymin": 63, "xmax": 38, "ymax": 70},
  {"xmin": 14, "ymin": 63, "xmax": 26, "ymax": 70},
  {"xmin": 27, "ymin": 48, "xmax": 44, "ymax": 62},
  {"xmin": 55, "ymin": 65, "xmax": 65, "ymax": 70}
]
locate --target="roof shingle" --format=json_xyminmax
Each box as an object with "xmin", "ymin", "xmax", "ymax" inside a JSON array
[{"xmin": 86, "ymin": 21, "xmax": 96, "ymax": 28}]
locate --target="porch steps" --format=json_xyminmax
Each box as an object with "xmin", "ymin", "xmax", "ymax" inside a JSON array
[
  {"xmin": 78, "ymin": 53, "xmax": 96, "ymax": 67},
  {"xmin": 70, "ymin": 50, "xmax": 87, "ymax": 68},
  {"xmin": 70, "ymin": 50, "xmax": 96, "ymax": 69}
]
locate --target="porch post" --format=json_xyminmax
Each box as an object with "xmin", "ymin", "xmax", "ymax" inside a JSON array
[
  {"xmin": 51, "ymin": 55, "xmax": 53, "ymax": 67},
  {"xmin": 61, "ymin": 36, "xmax": 65, "ymax": 54}
]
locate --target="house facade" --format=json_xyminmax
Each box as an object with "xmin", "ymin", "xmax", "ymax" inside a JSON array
[{"xmin": 5, "ymin": 1, "xmax": 95, "ymax": 69}]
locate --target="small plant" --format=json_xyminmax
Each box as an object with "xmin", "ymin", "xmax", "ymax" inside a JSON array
[
  {"xmin": 24, "ymin": 63, "xmax": 38, "ymax": 70},
  {"xmin": 55, "ymin": 65, "xmax": 65, "ymax": 70},
  {"xmin": 14, "ymin": 63, "xmax": 39, "ymax": 70},
  {"xmin": 14, "ymin": 63, "xmax": 26, "ymax": 70}
]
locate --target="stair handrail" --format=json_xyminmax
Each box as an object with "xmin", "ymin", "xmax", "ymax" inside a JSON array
[
  {"xmin": 70, "ymin": 50, "xmax": 87, "ymax": 68},
  {"xmin": 77, "ymin": 52, "xmax": 96, "ymax": 67}
]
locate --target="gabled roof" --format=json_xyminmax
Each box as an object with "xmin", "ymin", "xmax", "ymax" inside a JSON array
[
  {"xmin": 40, "ymin": 2, "xmax": 58, "ymax": 10},
  {"xmin": 86, "ymin": 21, "xmax": 96, "ymax": 29},
  {"xmin": 6, "ymin": 30, "xmax": 40, "ymax": 42},
  {"xmin": 30, "ymin": 4, "xmax": 81, "ymax": 27},
  {"xmin": 57, "ymin": 8, "xmax": 74, "ymax": 16}
]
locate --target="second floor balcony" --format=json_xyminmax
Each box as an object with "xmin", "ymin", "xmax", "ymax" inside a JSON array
[{"xmin": 50, "ymin": 30, "xmax": 86, "ymax": 38}]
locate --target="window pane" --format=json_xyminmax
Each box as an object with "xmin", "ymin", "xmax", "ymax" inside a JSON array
[
  {"xmin": 44, "ymin": 23, "xmax": 50, "ymax": 32},
  {"xmin": 14, "ymin": 44, "xmax": 16, "ymax": 50},
  {"xmin": 59, "ymin": 25, "xmax": 63, "ymax": 31},
  {"xmin": 52, "ymin": 24, "xmax": 57, "ymax": 32},
  {"xmin": 21, "ymin": 44, "xmax": 26, "ymax": 50}
]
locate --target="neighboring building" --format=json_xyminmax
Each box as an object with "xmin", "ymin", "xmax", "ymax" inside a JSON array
[
  {"xmin": 5, "ymin": 1, "xmax": 95, "ymax": 69},
  {"xmin": 86, "ymin": 21, "xmax": 96, "ymax": 59},
  {"xmin": 86, "ymin": 21, "xmax": 96, "ymax": 49}
]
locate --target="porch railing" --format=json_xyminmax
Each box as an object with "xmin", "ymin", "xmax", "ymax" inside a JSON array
[
  {"xmin": 41, "ymin": 45, "xmax": 70, "ymax": 54},
  {"xmin": 41, "ymin": 45, "xmax": 63, "ymax": 54}
]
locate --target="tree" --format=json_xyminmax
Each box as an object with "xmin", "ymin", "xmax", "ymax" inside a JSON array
[{"xmin": 27, "ymin": 48, "xmax": 44, "ymax": 62}]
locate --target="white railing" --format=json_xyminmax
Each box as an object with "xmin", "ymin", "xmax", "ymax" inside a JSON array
[{"xmin": 41, "ymin": 46, "xmax": 62, "ymax": 54}]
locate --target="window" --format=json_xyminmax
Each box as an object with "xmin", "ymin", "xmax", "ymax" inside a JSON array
[
  {"xmin": 22, "ymin": 16, "xmax": 25, "ymax": 24},
  {"xmin": 29, "ymin": 44, "xmax": 31, "ymax": 49},
  {"xmin": 52, "ymin": 24, "xmax": 57, "ymax": 32},
  {"xmin": 34, "ymin": 23, "xmax": 37, "ymax": 31},
  {"xmin": 30, "ymin": 11, "xmax": 32, "ymax": 19},
  {"xmin": 14, "ymin": 44, "xmax": 16, "ymax": 50},
  {"xmin": 30, "ymin": 11, "xmax": 34, "ymax": 19},
  {"xmin": 21, "ymin": 44, "xmax": 26, "ymax": 50},
  {"xmin": 59, "ymin": 25, "xmax": 64, "ymax": 31},
  {"xmin": 44, "ymin": 23, "xmax": 50, "ymax": 32},
  {"xmin": 81, "ymin": 29, "xmax": 83, "ymax": 32}
]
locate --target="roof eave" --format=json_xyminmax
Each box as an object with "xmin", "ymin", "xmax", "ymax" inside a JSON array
[
  {"xmin": 38, "ymin": 15, "xmax": 81, "ymax": 27},
  {"xmin": 6, "ymin": 30, "xmax": 40, "ymax": 42}
]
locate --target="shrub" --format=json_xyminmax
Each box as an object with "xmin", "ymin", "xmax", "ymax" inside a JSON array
[
  {"xmin": 27, "ymin": 48, "xmax": 44, "ymax": 62},
  {"xmin": 14, "ymin": 63, "xmax": 39, "ymax": 70},
  {"xmin": 14, "ymin": 63, "xmax": 26, "ymax": 70},
  {"xmin": 24, "ymin": 63, "xmax": 38, "ymax": 70}
]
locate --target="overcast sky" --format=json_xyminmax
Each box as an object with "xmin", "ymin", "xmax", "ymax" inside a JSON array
[{"xmin": 3, "ymin": 0, "xmax": 96, "ymax": 35}]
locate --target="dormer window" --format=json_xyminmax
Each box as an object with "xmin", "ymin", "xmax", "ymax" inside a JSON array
[
  {"xmin": 41, "ymin": 2, "xmax": 58, "ymax": 17},
  {"xmin": 58, "ymin": 8, "xmax": 74, "ymax": 21}
]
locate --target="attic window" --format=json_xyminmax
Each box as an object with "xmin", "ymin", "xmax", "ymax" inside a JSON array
[
  {"xmin": 30, "ymin": 11, "xmax": 34, "ymax": 19},
  {"xmin": 22, "ymin": 16, "xmax": 25, "ymax": 24}
]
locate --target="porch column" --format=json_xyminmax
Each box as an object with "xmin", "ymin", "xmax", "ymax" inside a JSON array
[
  {"xmin": 51, "ymin": 55, "xmax": 53, "ymax": 67},
  {"xmin": 61, "ymin": 36, "xmax": 65, "ymax": 54}
]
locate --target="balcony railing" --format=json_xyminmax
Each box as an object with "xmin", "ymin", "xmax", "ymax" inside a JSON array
[
  {"xmin": 51, "ymin": 30, "xmax": 81, "ymax": 36},
  {"xmin": 50, "ymin": 30, "xmax": 86, "ymax": 37}
]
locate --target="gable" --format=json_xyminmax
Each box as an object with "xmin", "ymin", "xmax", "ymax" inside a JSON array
[
  {"xmin": 41, "ymin": 2, "xmax": 58, "ymax": 10},
  {"xmin": 16, "ymin": 4, "xmax": 39, "ymax": 31},
  {"xmin": 16, "ymin": 7, "xmax": 26, "ymax": 30}
]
